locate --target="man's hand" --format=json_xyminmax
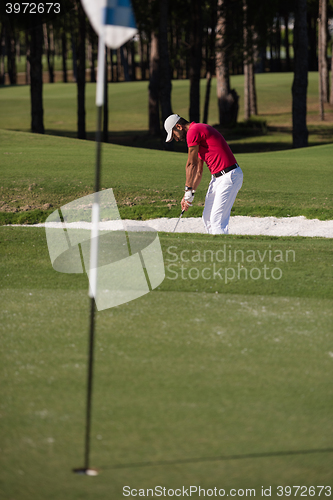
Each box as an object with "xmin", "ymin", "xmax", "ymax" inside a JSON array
[
  {"xmin": 181, "ymin": 197, "xmax": 191, "ymax": 211},
  {"xmin": 181, "ymin": 189, "xmax": 195, "ymax": 211}
]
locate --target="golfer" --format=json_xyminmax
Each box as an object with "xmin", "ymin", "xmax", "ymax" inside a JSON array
[{"xmin": 164, "ymin": 114, "xmax": 243, "ymax": 235}]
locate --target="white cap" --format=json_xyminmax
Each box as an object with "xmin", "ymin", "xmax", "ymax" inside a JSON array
[{"xmin": 164, "ymin": 114, "xmax": 180, "ymax": 142}]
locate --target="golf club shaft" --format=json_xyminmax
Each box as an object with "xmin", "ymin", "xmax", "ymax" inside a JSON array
[{"xmin": 173, "ymin": 209, "xmax": 185, "ymax": 233}]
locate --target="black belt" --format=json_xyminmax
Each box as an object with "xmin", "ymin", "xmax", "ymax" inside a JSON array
[{"xmin": 213, "ymin": 163, "xmax": 239, "ymax": 178}]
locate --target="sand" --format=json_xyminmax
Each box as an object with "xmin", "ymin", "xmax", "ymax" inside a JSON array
[{"xmin": 17, "ymin": 215, "xmax": 333, "ymax": 238}]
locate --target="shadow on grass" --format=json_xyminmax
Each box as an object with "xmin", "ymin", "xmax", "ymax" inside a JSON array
[
  {"xmin": 45, "ymin": 128, "xmax": 293, "ymax": 154},
  {"xmin": 37, "ymin": 125, "xmax": 333, "ymax": 155},
  {"xmin": 44, "ymin": 128, "xmax": 188, "ymax": 152},
  {"xmin": 102, "ymin": 447, "xmax": 333, "ymax": 470}
]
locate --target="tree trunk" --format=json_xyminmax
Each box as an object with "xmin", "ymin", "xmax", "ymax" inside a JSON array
[
  {"xmin": 307, "ymin": 12, "xmax": 317, "ymax": 71},
  {"xmin": 244, "ymin": 63, "xmax": 250, "ymax": 120},
  {"xmin": 89, "ymin": 26, "xmax": 96, "ymax": 83},
  {"xmin": 116, "ymin": 48, "xmax": 121, "ymax": 81},
  {"xmin": 29, "ymin": 24, "xmax": 44, "ymax": 134},
  {"xmin": 203, "ymin": 8, "xmax": 217, "ymax": 124},
  {"xmin": 318, "ymin": 0, "xmax": 328, "ymax": 114},
  {"xmin": 130, "ymin": 40, "xmax": 136, "ymax": 81},
  {"xmin": 70, "ymin": 15, "xmax": 77, "ymax": 83},
  {"xmin": 110, "ymin": 49, "xmax": 115, "ymax": 82},
  {"xmin": 121, "ymin": 45, "xmax": 130, "ymax": 81},
  {"xmin": 139, "ymin": 32, "xmax": 145, "ymax": 80},
  {"xmin": 318, "ymin": 3, "xmax": 324, "ymax": 120},
  {"xmin": 249, "ymin": 59, "xmax": 257, "ymax": 115},
  {"xmin": 125, "ymin": 43, "xmax": 131, "ymax": 80},
  {"xmin": 292, "ymin": 0, "xmax": 308, "ymax": 148},
  {"xmin": 159, "ymin": 0, "xmax": 173, "ymax": 130},
  {"xmin": 16, "ymin": 36, "xmax": 20, "ymax": 62},
  {"xmin": 43, "ymin": 23, "xmax": 55, "ymax": 83},
  {"xmin": 77, "ymin": 1, "xmax": 86, "ymax": 139},
  {"xmin": 6, "ymin": 23, "xmax": 17, "ymax": 84},
  {"xmin": 243, "ymin": 2, "xmax": 257, "ymax": 117},
  {"xmin": 149, "ymin": 31, "xmax": 160, "ymax": 136},
  {"xmin": 0, "ymin": 25, "xmax": 5, "ymax": 85},
  {"xmin": 185, "ymin": 31, "xmax": 190, "ymax": 80},
  {"xmin": 189, "ymin": 0, "xmax": 202, "ymax": 122},
  {"xmin": 330, "ymin": 42, "xmax": 333, "ymax": 105},
  {"xmin": 216, "ymin": 0, "xmax": 239, "ymax": 126},
  {"xmin": 61, "ymin": 30, "xmax": 68, "ymax": 83},
  {"xmin": 103, "ymin": 49, "xmax": 108, "ymax": 143},
  {"xmin": 25, "ymin": 30, "xmax": 30, "ymax": 85},
  {"xmin": 275, "ymin": 17, "xmax": 281, "ymax": 72},
  {"xmin": 203, "ymin": 72, "xmax": 212, "ymax": 124},
  {"xmin": 175, "ymin": 25, "xmax": 182, "ymax": 79},
  {"xmin": 48, "ymin": 24, "xmax": 55, "ymax": 83},
  {"xmin": 284, "ymin": 14, "xmax": 290, "ymax": 72},
  {"xmin": 243, "ymin": 0, "xmax": 251, "ymax": 120}
]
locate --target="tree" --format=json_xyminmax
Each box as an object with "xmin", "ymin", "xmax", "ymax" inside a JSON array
[
  {"xmin": 61, "ymin": 28, "xmax": 68, "ymax": 83},
  {"xmin": 318, "ymin": 0, "xmax": 329, "ymax": 120},
  {"xmin": 76, "ymin": 0, "xmax": 86, "ymax": 139},
  {"xmin": 149, "ymin": 30, "xmax": 160, "ymax": 135},
  {"xmin": 216, "ymin": 0, "xmax": 239, "ymax": 127},
  {"xmin": 88, "ymin": 24, "xmax": 96, "ymax": 83},
  {"xmin": 103, "ymin": 49, "xmax": 108, "ymax": 143},
  {"xmin": 243, "ymin": 0, "xmax": 258, "ymax": 119},
  {"xmin": 0, "ymin": 24, "xmax": 5, "ymax": 84},
  {"xmin": 203, "ymin": 3, "xmax": 217, "ymax": 124},
  {"xmin": 43, "ymin": 23, "xmax": 55, "ymax": 83},
  {"xmin": 279, "ymin": 0, "xmax": 292, "ymax": 72},
  {"xmin": 29, "ymin": 24, "xmax": 44, "ymax": 133},
  {"xmin": 330, "ymin": 41, "xmax": 333, "ymax": 105},
  {"xmin": 292, "ymin": 0, "xmax": 308, "ymax": 148},
  {"xmin": 243, "ymin": 0, "xmax": 251, "ymax": 119},
  {"xmin": 159, "ymin": 0, "xmax": 173, "ymax": 129},
  {"xmin": 189, "ymin": 0, "xmax": 202, "ymax": 122},
  {"xmin": 5, "ymin": 20, "xmax": 17, "ymax": 84}
]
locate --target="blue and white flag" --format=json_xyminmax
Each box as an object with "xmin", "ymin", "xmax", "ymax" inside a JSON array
[{"xmin": 81, "ymin": 0, "xmax": 137, "ymax": 49}]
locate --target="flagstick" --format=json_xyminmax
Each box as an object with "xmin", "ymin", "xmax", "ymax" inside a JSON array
[{"xmin": 73, "ymin": 31, "xmax": 105, "ymax": 477}]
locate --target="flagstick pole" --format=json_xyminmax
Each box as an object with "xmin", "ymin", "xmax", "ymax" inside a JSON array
[{"xmin": 73, "ymin": 30, "xmax": 105, "ymax": 477}]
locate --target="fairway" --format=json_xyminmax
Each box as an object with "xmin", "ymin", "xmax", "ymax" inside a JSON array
[{"xmin": 1, "ymin": 129, "xmax": 333, "ymax": 224}]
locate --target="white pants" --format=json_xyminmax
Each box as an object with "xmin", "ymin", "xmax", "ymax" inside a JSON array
[{"xmin": 202, "ymin": 167, "xmax": 243, "ymax": 235}]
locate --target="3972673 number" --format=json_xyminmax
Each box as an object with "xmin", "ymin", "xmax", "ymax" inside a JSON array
[
  {"xmin": 5, "ymin": 3, "xmax": 60, "ymax": 14},
  {"xmin": 277, "ymin": 486, "xmax": 332, "ymax": 497}
]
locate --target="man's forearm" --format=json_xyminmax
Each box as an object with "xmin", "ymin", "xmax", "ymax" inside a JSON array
[
  {"xmin": 191, "ymin": 160, "xmax": 203, "ymax": 190},
  {"xmin": 193, "ymin": 170, "xmax": 203, "ymax": 191},
  {"xmin": 185, "ymin": 162, "xmax": 197, "ymax": 187}
]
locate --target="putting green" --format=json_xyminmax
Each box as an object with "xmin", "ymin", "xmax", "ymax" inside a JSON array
[
  {"xmin": 1, "ymin": 288, "xmax": 332, "ymax": 499},
  {"xmin": 1, "ymin": 227, "xmax": 333, "ymax": 498}
]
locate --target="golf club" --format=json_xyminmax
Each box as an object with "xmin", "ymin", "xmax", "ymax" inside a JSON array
[{"xmin": 173, "ymin": 209, "xmax": 185, "ymax": 233}]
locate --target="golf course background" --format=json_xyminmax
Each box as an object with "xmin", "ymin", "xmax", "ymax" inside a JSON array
[{"xmin": 0, "ymin": 73, "xmax": 332, "ymax": 499}]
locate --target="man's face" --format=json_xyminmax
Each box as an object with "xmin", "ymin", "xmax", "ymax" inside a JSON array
[{"xmin": 172, "ymin": 125, "xmax": 187, "ymax": 142}]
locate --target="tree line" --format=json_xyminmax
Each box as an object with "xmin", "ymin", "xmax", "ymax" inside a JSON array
[{"xmin": 1, "ymin": 0, "xmax": 333, "ymax": 148}]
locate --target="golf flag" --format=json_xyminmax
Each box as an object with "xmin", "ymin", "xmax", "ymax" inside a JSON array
[
  {"xmin": 81, "ymin": 0, "xmax": 137, "ymax": 105},
  {"xmin": 80, "ymin": 0, "xmax": 137, "ymax": 50}
]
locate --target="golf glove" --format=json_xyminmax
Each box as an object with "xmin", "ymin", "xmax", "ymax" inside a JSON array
[{"xmin": 184, "ymin": 189, "xmax": 195, "ymax": 206}]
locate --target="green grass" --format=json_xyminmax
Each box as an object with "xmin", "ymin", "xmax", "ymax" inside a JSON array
[
  {"xmin": 0, "ymin": 129, "xmax": 332, "ymax": 223},
  {"xmin": 0, "ymin": 73, "xmax": 333, "ymax": 152},
  {"xmin": 1, "ymin": 227, "xmax": 333, "ymax": 499},
  {"xmin": 2, "ymin": 228, "xmax": 332, "ymax": 298}
]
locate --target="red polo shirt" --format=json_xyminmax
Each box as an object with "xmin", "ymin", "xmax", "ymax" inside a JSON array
[{"xmin": 186, "ymin": 122, "xmax": 236, "ymax": 175}]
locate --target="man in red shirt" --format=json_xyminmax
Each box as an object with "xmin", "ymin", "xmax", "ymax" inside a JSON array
[{"xmin": 164, "ymin": 114, "xmax": 243, "ymax": 234}]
